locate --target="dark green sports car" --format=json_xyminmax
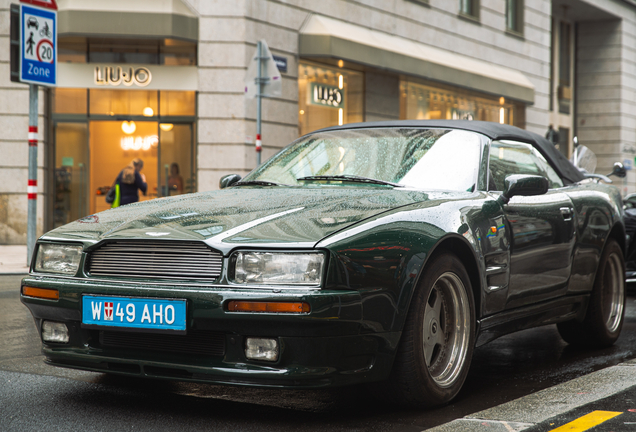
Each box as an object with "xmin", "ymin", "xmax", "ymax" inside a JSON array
[{"xmin": 21, "ymin": 120, "xmax": 626, "ymax": 407}]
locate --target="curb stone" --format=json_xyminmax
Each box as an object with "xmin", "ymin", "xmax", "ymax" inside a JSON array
[{"xmin": 426, "ymin": 359, "xmax": 636, "ymax": 431}]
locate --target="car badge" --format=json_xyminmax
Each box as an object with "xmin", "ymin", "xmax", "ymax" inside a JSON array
[{"xmin": 146, "ymin": 232, "xmax": 170, "ymax": 237}]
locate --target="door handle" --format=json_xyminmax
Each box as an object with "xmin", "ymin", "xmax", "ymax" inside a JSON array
[{"xmin": 560, "ymin": 207, "xmax": 573, "ymax": 221}]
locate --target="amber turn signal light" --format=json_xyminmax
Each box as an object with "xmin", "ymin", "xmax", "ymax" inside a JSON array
[
  {"xmin": 22, "ymin": 286, "xmax": 59, "ymax": 300},
  {"xmin": 227, "ymin": 301, "xmax": 310, "ymax": 313}
]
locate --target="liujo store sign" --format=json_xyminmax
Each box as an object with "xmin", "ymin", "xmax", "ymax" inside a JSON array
[
  {"xmin": 94, "ymin": 66, "xmax": 151, "ymax": 87},
  {"xmin": 55, "ymin": 63, "xmax": 199, "ymax": 91},
  {"xmin": 308, "ymin": 82, "xmax": 344, "ymax": 108}
]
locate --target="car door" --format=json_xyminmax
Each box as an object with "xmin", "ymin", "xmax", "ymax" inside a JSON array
[{"xmin": 489, "ymin": 140, "xmax": 576, "ymax": 309}]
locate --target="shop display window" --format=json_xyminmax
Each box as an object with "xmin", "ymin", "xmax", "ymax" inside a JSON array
[
  {"xmin": 90, "ymin": 89, "xmax": 159, "ymax": 117},
  {"xmin": 57, "ymin": 37, "xmax": 197, "ymax": 66},
  {"xmin": 58, "ymin": 37, "xmax": 87, "ymax": 63},
  {"xmin": 400, "ymin": 80, "xmax": 523, "ymax": 128},
  {"xmin": 50, "ymin": 88, "xmax": 196, "ymax": 228},
  {"xmin": 52, "ymin": 88, "xmax": 87, "ymax": 114},
  {"xmin": 160, "ymin": 91, "xmax": 196, "ymax": 116},
  {"xmin": 298, "ymin": 62, "xmax": 364, "ymax": 136}
]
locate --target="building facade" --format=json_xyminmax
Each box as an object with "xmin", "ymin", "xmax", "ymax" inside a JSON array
[{"xmin": 0, "ymin": 0, "xmax": 635, "ymax": 244}]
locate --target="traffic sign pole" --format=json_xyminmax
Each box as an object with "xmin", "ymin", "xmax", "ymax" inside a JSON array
[
  {"xmin": 19, "ymin": 0, "xmax": 57, "ymax": 265},
  {"xmin": 244, "ymin": 40, "xmax": 280, "ymax": 168},
  {"xmin": 256, "ymin": 41, "xmax": 263, "ymax": 167},
  {"xmin": 27, "ymin": 84, "xmax": 38, "ymax": 265}
]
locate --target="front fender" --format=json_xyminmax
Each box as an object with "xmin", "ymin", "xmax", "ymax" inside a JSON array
[{"xmin": 318, "ymin": 195, "xmax": 491, "ymax": 334}]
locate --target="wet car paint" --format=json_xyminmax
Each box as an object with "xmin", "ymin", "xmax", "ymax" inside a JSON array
[{"xmin": 20, "ymin": 124, "xmax": 625, "ymax": 391}]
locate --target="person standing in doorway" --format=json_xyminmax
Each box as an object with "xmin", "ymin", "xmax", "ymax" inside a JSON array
[
  {"xmin": 545, "ymin": 124, "xmax": 560, "ymax": 146},
  {"xmin": 115, "ymin": 158, "xmax": 147, "ymax": 205}
]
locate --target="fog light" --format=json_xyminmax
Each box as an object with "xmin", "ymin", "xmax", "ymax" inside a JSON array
[
  {"xmin": 245, "ymin": 337, "xmax": 279, "ymax": 362},
  {"xmin": 42, "ymin": 321, "xmax": 69, "ymax": 343}
]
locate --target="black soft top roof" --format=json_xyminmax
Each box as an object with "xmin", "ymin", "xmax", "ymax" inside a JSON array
[{"xmin": 315, "ymin": 120, "xmax": 584, "ymax": 185}]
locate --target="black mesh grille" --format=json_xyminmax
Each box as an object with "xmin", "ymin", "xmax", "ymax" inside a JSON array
[
  {"xmin": 86, "ymin": 241, "xmax": 223, "ymax": 281},
  {"xmin": 100, "ymin": 330, "xmax": 226, "ymax": 357}
]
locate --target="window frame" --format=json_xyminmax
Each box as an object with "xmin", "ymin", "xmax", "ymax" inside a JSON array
[
  {"xmin": 486, "ymin": 140, "xmax": 564, "ymax": 192},
  {"xmin": 459, "ymin": 0, "xmax": 480, "ymax": 20},
  {"xmin": 505, "ymin": 0, "xmax": 524, "ymax": 35}
]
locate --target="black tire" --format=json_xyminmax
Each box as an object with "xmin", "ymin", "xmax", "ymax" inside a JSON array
[
  {"xmin": 382, "ymin": 252, "xmax": 476, "ymax": 407},
  {"xmin": 557, "ymin": 238, "xmax": 625, "ymax": 347}
]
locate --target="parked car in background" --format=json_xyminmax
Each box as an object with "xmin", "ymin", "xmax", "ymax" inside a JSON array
[
  {"xmin": 623, "ymin": 194, "xmax": 636, "ymax": 284},
  {"xmin": 21, "ymin": 120, "xmax": 626, "ymax": 407},
  {"xmin": 570, "ymin": 139, "xmax": 633, "ymax": 286}
]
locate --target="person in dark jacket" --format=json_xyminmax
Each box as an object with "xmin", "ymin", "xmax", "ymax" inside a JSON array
[{"xmin": 115, "ymin": 158, "xmax": 147, "ymax": 205}]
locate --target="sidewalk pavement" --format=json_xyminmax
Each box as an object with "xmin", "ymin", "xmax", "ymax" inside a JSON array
[
  {"xmin": 428, "ymin": 359, "xmax": 636, "ymax": 431},
  {"xmin": 0, "ymin": 245, "xmax": 29, "ymax": 275}
]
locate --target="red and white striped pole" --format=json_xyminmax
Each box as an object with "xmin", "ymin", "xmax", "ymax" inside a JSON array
[
  {"xmin": 26, "ymin": 84, "xmax": 38, "ymax": 266},
  {"xmin": 27, "ymin": 127, "xmax": 37, "ymax": 200},
  {"xmin": 256, "ymin": 133, "xmax": 262, "ymax": 166},
  {"xmin": 256, "ymin": 40, "xmax": 263, "ymax": 166}
]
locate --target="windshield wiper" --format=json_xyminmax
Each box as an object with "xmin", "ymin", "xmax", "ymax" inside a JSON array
[
  {"xmin": 233, "ymin": 180, "xmax": 291, "ymax": 187},
  {"xmin": 297, "ymin": 175, "xmax": 404, "ymax": 188}
]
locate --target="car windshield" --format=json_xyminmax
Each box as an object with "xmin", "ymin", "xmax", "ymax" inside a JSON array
[{"xmin": 242, "ymin": 128, "xmax": 483, "ymax": 191}]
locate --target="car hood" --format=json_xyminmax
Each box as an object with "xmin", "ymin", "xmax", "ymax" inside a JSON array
[{"xmin": 43, "ymin": 187, "xmax": 453, "ymax": 253}]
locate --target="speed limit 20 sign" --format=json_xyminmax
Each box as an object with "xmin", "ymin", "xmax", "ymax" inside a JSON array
[{"xmin": 20, "ymin": 3, "xmax": 56, "ymax": 86}]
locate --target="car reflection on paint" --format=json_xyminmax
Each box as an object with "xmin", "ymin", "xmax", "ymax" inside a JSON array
[{"xmin": 21, "ymin": 120, "xmax": 626, "ymax": 408}]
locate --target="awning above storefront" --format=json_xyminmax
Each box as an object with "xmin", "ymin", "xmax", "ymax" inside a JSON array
[
  {"xmin": 57, "ymin": 0, "xmax": 198, "ymax": 41},
  {"xmin": 299, "ymin": 15, "xmax": 535, "ymax": 104}
]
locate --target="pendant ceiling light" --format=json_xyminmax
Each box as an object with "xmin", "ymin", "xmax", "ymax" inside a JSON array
[{"xmin": 121, "ymin": 121, "xmax": 136, "ymax": 134}]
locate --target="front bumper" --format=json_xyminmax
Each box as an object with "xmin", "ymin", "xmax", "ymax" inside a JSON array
[{"xmin": 21, "ymin": 276, "xmax": 398, "ymax": 388}]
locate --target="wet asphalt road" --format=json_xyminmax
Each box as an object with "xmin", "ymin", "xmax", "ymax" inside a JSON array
[{"xmin": 2, "ymin": 274, "xmax": 636, "ymax": 432}]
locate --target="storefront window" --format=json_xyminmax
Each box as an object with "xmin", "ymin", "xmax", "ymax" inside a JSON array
[
  {"xmin": 161, "ymin": 39, "xmax": 198, "ymax": 66},
  {"xmin": 400, "ymin": 80, "xmax": 523, "ymax": 127},
  {"xmin": 58, "ymin": 37, "xmax": 197, "ymax": 66},
  {"xmin": 90, "ymin": 89, "xmax": 159, "ymax": 117},
  {"xmin": 54, "ymin": 123, "xmax": 88, "ymax": 227},
  {"xmin": 160, "ymin": 91, "xmax": 196, "ymax": 116},
  {"xmin": 50, "ymin": 88, "xmax": 196, "ymax": 228},
  {"xmin": 90, "ymin": 121, "xmax": 159, "ymax": 214},
  {"xmin": 52, "ymin": 88, "xmax": 87, "ymax": 114},
  {"xmin": 58, "ymin": 37, "xmax": 87, "ymax": 63},
  {"xmin": 298, "ymin": 62, "xmax": 364, "ymax": 136},
  {"xmin": 159, "ymin": 124, "xmax": 195, "ymax": 196},
  {"xmin": 53, "ymin": 88, "xmax": 196, "ymax": 118}
]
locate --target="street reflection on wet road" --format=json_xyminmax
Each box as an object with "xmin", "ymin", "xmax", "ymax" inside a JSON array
[{"xmin": 3, "ymin": 274, "xmax": 636, "ymax": 431}]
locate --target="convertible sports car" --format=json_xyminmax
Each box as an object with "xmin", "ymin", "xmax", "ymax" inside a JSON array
[{"xmin": 21, "ymin": 120, "xmax": 625, "ymax": 407}]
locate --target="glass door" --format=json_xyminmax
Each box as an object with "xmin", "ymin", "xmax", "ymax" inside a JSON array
[
  {"xmin": 89, "ymin": 121, "xmax": 159, "ymax": 214},
  {"xmin": 158, "ymin": 123, "xmax": 195, "ymax": 197},
  {"xmin": 53, "ymin": 122, "xmax": 89, "ymax": 228}
]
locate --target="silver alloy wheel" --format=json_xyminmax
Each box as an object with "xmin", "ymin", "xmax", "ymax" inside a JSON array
[
  {"xmin": 422, "ymin": 271, "xmax": 471, "ymax": 388},
  {"xmin": 602, "ymin": 251, "xmax": 624, "ymax": 333}
]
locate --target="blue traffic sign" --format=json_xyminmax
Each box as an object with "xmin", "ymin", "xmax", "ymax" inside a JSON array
[{"xmin": 20, "ymin": 4, "xmax": 56, "ymax": 86}]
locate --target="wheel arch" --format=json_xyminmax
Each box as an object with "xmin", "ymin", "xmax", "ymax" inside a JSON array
[
  {"xmin": 608, "ymin": 221, "xmax": 626, "ymax": 257},
  {"xmin": 417, "ymin": 235, "xmax": 483, "ymax": 320}
]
